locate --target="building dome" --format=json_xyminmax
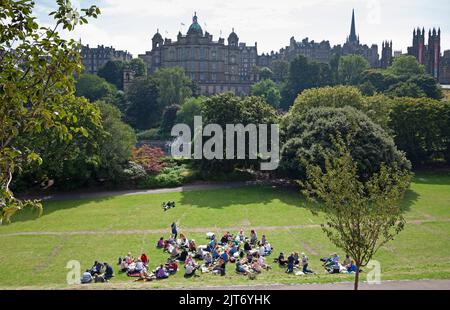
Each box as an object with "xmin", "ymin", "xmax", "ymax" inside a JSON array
[
  {"xmin": 187, "ymin": 12, "xmax": 203, "ymax": 36},
  {"xmin": 228, "ymin": 28, "xmax": 239, "ymax": 46},
  {"xmin": 152, "ymin": 30, "xmax": 163, "ymax": 41}
]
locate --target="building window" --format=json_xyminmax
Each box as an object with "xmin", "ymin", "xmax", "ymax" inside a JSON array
[{"xmin": 212, "ymin": 73, "xmax": 217, "ymax": 81}]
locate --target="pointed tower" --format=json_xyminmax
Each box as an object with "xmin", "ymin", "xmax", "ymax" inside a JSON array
[{"xmin": 348, "ymin": 9, "xmax": 358, "ymax": 44}]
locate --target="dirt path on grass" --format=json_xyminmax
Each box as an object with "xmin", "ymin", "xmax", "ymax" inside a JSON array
[{"xmin": 2, "ymin": 218, "xmax": 450, "ymax": 237}]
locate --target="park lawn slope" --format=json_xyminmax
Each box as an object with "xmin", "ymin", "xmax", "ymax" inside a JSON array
[{"xmin": 0, "ymin": 172, "xmax": 449, "ymax": 288}]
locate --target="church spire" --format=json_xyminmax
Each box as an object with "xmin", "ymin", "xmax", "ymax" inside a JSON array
[{"xmin": 349, "ymin": 9, "xmax": 357, "ymax": 43}]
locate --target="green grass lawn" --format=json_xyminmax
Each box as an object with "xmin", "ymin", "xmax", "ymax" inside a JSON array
[{"xmin": 0, "ymin": 172, "xmax": 449, "ymax": 289}]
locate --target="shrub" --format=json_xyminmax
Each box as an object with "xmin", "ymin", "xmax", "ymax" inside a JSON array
[
  {"xmin": 131, "ymin": 145, "xmax": 166, "ymax": 173},
  {"xmin": 136, "ymin": 128, "xmax": 161, "ymax": 140}
]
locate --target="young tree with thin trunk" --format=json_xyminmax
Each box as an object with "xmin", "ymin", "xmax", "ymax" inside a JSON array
[{"xmin": 301, "ymin": 139, "xmax": 412, "ymax": 290}]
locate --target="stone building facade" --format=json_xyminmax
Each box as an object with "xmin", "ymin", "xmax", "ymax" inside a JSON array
[
  {"xmin": 81, "ymin": 44, "xmax": 132, "ymax": 75},
  {"xmin": 138, "ymin": 13, "xmax": 257, "ymax": 96}
]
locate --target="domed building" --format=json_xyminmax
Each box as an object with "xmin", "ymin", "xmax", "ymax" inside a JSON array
[{"xmin": 138, "ymin": 13, "xmax": 258, "ymax": 95}]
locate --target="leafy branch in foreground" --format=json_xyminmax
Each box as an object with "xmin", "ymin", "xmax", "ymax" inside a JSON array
[
  {"xmin": 301, "ymin": 137, "xmax": 412, "ymax": 290},
  {"xmin": 0, "ymin": 0, "xmax": 101, "ymax": 224}
]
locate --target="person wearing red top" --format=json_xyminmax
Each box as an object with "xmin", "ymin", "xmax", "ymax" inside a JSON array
[{"xmin": 140, "ymin": 253, "xmax": 149, "ymax": 266}]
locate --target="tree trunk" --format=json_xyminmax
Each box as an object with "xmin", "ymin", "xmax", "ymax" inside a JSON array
[{"xmin": 354, "ymin": 262, "xmax": 360, "ymax": 290}]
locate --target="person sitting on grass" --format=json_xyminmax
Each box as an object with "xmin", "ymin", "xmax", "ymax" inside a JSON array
[
  {"xmin": 236, "ymin": 229, "xmax": 245, "ymax": 242},
  {"xmin": 213, "ymin": 258, "xmax": 226, "ymax": 276},
  {"xmin": 259, "ymin": 234, "xmax": 267, "ymax": 246},
  {"xmin": 220, "ymin": 250, "xmax": 229, "ymax": 263},
  {"xmin": 156, "ymin": 265, "xmax": 169, "ymax": 279},
  {"xmin": 236, "ymin": 260, "xmax": 248, "ymax": 275},
  {"xmin": 286, "ymin": 253, "xmax": 295, "ymax": 273},
  {"xmin": 156, "ymin": 237, "xmax": 164, "ymax": 248},
  {"xmin": 135, "ymin": 258, "xmax": 146, "ymax": 273},
  {"xmin": 301, "ymin": 253, "xmax": 314, "ymax": 274},
  {"xmin": 81, "ymin": 269, "xmax": 93, "ymax": 284},
  {"xmin": 90, "ymin": 261, "xmax": 104, "ymax": 276},
  {"xmin": 343, "ymin": 255, "xmax": 351, "ymax": 269},
  {"xmin": 252, "ymin": 260, "xmax": 262, "ymax": 273},
  {"xmin": 275, "ymin": 252, "xmax": 287, "ymax": 266},
  {"xmin": 204, "ymin": 252, "xmax": 213, "ymax": 266},
  {"xmin": 293, "ymin": 252, "xmax": 300, "ymax": 266},
  {"xmin": 166, "ymin": 259, "xmax": 178, "ymax": 274},
  {"xmin": 250, "ymin": 230, "xmax": 257, "ymax": 245},
  {"xmin": 347, "ymin": 260, "xmax": 357, "ymax": 274},
  {"xmin": 257, "ymin": 253, "xmax": 270, "ymax": 270},
  {"xmin": 140, "ymin": 253, "xmax": 149, "ymax": 266},
  {"xmin": 188, "ymin": 239, "xmax": 197, "ymax": 252},
  {"xmin": 104, "ymin": 262, "xmax": 114, "ymax": 280},
  {"xmin": 243, "ymin": 241, "xmax": 252, "ymax": 252},
  {"xmin": 178, "ymin": 249, "xmax": 188, "ymax": 262}
]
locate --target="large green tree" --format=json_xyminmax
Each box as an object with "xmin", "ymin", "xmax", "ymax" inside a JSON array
[
  {"xmin": 176, "ymin": 96, "xmax": 205, "ymax": 130},
  {"xmin": 251, "ymin": 79, "xmax": 282, "ymax": 108},
  {"xmin": 0, "ymin": 0, "xmax": 100, "ymax": 223},
  {"xmin": 125, "ymin": 76, "xmax": 161, "ymax": 130},
  {"xmin": 75, "ymin": 73, "xmax": 117, "ymax": 102},
  {"xmin": 388, "ymin": 55, "xmax": 426, "ymax": 76},
  {"xmin": 152, "ymin": 67, "xmax": 193, "ymax": 107},
  {"xmin": 337, "ymin": 55, "xmax": 370, "ymax": 85},
  {"xmin": 271, "ymin": 59, "xmax": 289, "ymax": 82},
  {"xmin": 98, "ymin": 60, "xmax": 125, "ymax": 90}
]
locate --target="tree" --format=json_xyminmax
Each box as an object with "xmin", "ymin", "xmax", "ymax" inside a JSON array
[
  {"xmin": 176, "ymin": 97, "xmax": 205, "ymax": 130},
  {"xmin": 125, "ymin": 76, "xmax": 161, "ymax": 130},
  {"xmin": 152, "ymin": 67, "xmax": 193, "ymax": 107},
  {"xmin": 388, "ymin": 98, "xmax": 450, "ymax": 166},
  {"xmin": 281, "ymin": 55, "xmax": 332, "ymax": 110},
  {"xmin": 259, "ymin": 67, "xmax": 273, "ymax": 80},
  {"xmin": 338, "ymin": 55, "xmax": 370, "ymax": 85},
  {"xmin": 251, "ymin": 79, "xmax": 282, "ymax": 108},
  {"xmin": 289, "ymin": 85, "xmax": 364, "ymax": 115},
  {"xmin": 408, "ymin": 75, "xmax": 443, "ymax": 99},
  {"xmin": 302, "ymin": 139, "xmax": 412, "ymax": 290},
  {"xmin": 386, "ymin": 81, "xmax": 426, "ymax": 98},
  {"xmin": 95, "ymin": 101, "xmax": 136, "ymax": 182},
  {"xmin": 360, "ymin": 69, "xmax": 399, "ymax": 92},
  {"xmin": 160, "ymin": 104, "xmax": 181, "ymax": 137},
  {"xmin": 126, "ymin": 58, "xmax": 147, "ymax": 77},
  {"xmin": 75, "ymin": 74, "xmax": 117, "ymax": 101},
  {"xmin": 271, "ymin": 59, "xmax": 289, "ymax": 82},
  {"xmin": 200, "ymin": 93, "xmax": 278, "ymax": 172},
  {"xmin": 0, "ymin": 0, "xmax": 100, "ymax": 223},
  {"xmin": 98, "ymin": 60, "xmax": 125, "ymax": 90},
  {"xmin": 280, "ymin": 106, "xmax": 411, "ymax": 181},
  {"xmin": 388, "ymin": 55, "xmax": 426, "ymax": 76}
]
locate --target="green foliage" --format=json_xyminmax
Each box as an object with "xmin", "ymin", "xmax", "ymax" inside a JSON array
[
  {"xmin": 152, "ymin": 67, "xmax": 193, "ymax": 107},
  {"xmin": 0, "ymin": 0, "xmax": 100, "ymax": 223},
  {"xmin": 289, "ymin": 85, "xmax": 364, "ymax": 115},
  {"xmin": 388, "ymin": 98, "xmax": 450, "ymax": 165},
  {"xmin": 386, "ymin": 81, "xmax": 426, "ymax": 98},
  {"xmin": 301, "ymin": 138, "xmax": 412, "ymax": 290},
  {"xmin": 75, "ymin": 74, "xmax": 117, "ymax": 101},
  {"xmin": 98, "ymin": 60, "xmax": 125, "ymax": 90},
  {"xmin": 337, "ymin": 55, "xmax": 370, "ymax": 85},
  {"xmin": 176, "ymin": 96, "xmax": 205, "ymax": 130},
  {"xmin": 126, "ymin": 58, "xmax": 147, "ymax": 77},
  {"xmin": 251, "ymin": 79, "xmax": 282, "ymax": 108},
  {"xmin": 160, "ymin": 104, "xmax": 181, "ymax": 137},
  {"xmin": 280, "ymin": 106, "xmax": 411, "ymax": 181},
  {"xmin": 138, "ymin": 164, "xmax": 194, "ymax": 189},
  {"xmin": 388, "ymin": 55, "xmax": 426, "ymax": 76},
  {"xmin": 125, "ymin": 76, "xmax": 161, "ymax": 130},
  {"xmin": 271, "ymin": 59, "xmax": 289, "ymax": 82},
  {"xmin": 200, "ymin": 93, "xmax": 279, "ymax": 172},
  {"xmin": 95, "ymin": 101, "xmax": 136, "ymax": 182},
  {"xmin": 281, "ymin": 55, "xmax": 332, "ymax": 110}
]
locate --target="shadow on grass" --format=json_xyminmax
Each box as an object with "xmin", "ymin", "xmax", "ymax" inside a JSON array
[
  {"xmin": 2, "ymin": 196, "xmax": 116, "ymax": 224},
  {"xmin": 178, "ymin": 184, "xmax": 319, "ymax": 212},
  {"xmin": 412, "ymin": 170, "xmax": 450, "ymax": 185}
]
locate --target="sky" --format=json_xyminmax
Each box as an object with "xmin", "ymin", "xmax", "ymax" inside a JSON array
[{"xmin": 34, "ymin": 0, "xmax": 450, "ymax": 57}]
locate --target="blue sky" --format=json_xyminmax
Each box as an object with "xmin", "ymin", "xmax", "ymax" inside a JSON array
[{"xmin": 34, "ymin": 0, "xmax": 450, "ymax": 57}]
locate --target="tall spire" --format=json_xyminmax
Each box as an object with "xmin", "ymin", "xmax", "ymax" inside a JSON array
[{"xmin": 349, "ymin": 9, "xmax": 357, "ymax": 43}]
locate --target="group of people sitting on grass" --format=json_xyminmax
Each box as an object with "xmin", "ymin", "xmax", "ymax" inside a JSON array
[
  {"xmin": 80, "ymin": 261, "xmax": 114, "ymax": 284},
  {"xmin": 320, "ymin": 253, "xmax": 358, "ymax": 274},
  {"xmin": 274, "ymin": 252, "xmax": 315, "ymax": 275},
  {"xmin": 154, "ymin": 228, "xmax": 274, "ymax": 279}
]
